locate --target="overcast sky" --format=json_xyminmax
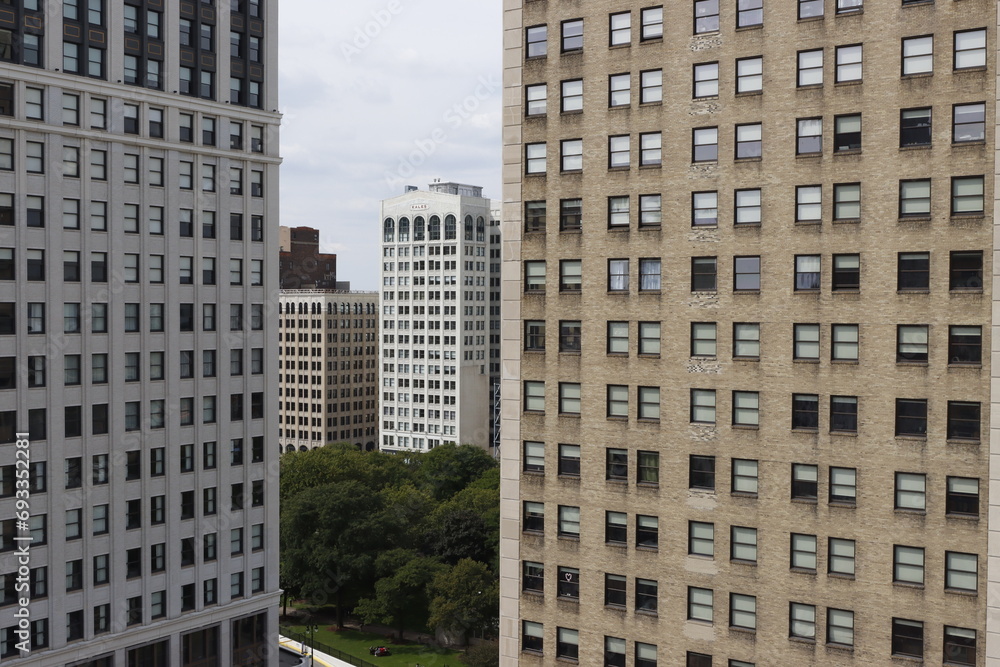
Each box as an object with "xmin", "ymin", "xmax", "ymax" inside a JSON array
[{"xmin": 278, "ymin": 0, "xmax": 503, "ymax": 290}]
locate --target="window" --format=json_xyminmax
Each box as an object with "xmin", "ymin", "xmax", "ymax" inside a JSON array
[
  {"xmin": 792, "ymin": 464, "xmax": 818, "ymax": 500},
  {"xmin": 561, "ymin": 79, "xmax": 582, "ymax": 112},
  {"xmin": 691, "ymin": 322, "xmax": 717, "ymax": 356},
  {"xmin": 896, "ymin": 399, "xmax": 927, "ymax": 436},
  {"xmin": 830, "ymin": 396, "xmax": 858, "ymax": 433},
  {"xmin": 607, "ymin": 321, "xmax": 628, "ymax": 354},
  {"xmin": 827, "ymin": 538, "xmax": 856, "ymax": 576},
  {"xmin": 693, "ymin": 127, "xmax": 718, "ymax": 162},
  {"xmin": 25, "ymin": 88, "xmax": 43, "ymax": 120},
  {"xmin": 901, "ymin": 107, "xmax": 932, "ymax": 147},
  {"xmin": 730, "ymin": 593, "xmax": 756, "ymax": 631},
  {"xmin": 902, "ymin": 36, "xmax": 933, "ymax": 75},
  {"xmin": 731, "ymin": 526, "xmax": 757, "ymax": 563},
  {"xmin": 687, "ymin": 587, "xmax": 713, "ymax": 622},
  {"xmin": 690, "ymin": 455, "xmax": 715, "ymax": 490},
  {"xmin": 792, "ymin": 394, "xmax": 819, "ymax": 430},
  {"xmin": 892, "ymin": 619, "xmax": 924, "ymax": 658},
  {"xmin": 608, "ymin": 135, "xmax": 630, "ymax": 168},
  {"xmin": 736, "ymin": 57, "xmax": 763, "ymax": 93},
  {"xmin": 559, "ymin": 198, "xmax": 581, "ymax": 230},
  {"xmin": 830, "ymin": 324, "xmax": 858, "ymax": 361},
  {"xmin": 798, "ymin": 49, "xmax": 823, "ymax": 86},
  {"xmin": 952, "ymin": 176, "xmax": 984, "ymax": 214},
  {"xmin": 639, "ymin": 322, "xmax": 660, "ymax": 355},
  {"xmin": 607, "ymin": 386, "xmax": 628, "ymax": 419},
  {"xmin": 827, "ymin": 609, "xmax": 854, "ymax": 646},
  {"xmin": 559, "ymin": 383, "xmax": 581, "ymax": 414},
  {"xmin": 732, "ymin": 459, "xmax": 759, "ymax": 494},
  {"xmin": 694, "ymin": 0, "xmax": 719, "ymax": 33},
  {"xmin": 639, "ymin": 132, "xmax": 661, "ymax": 166},
  {"xmin": 734, "ymin": 256, "xmax": 761, "ymax": 291},
  {"xmin": 898, "ymin": 252, "xmax": 929, "ymax": 290},
  {"xmin": 638, "ymin": 451, "xmax": 659, "ymax": 485},
  {"xmin": 736, "ymin": 123, "xmax": 762, "ymax": 158},
  {"xmin": 522, "ymin": 561, "xmax": 543, "ymax": 593},
  {"xmin": 524, "ymin": 201, "xmax": 545, "ymax": 232},
  {"xmin": 947, "ymin": 477, "xmax": 979, "ymax": 516},
  {"xmin": 688, "ymin": 653, "xmax": 711, "ymax": 667},
  {"xmin": 608, "ymin": 259, "xmax": 629, "ymax": 291},
  {"xmin": 834, "ymin": 114, "xmax": 861, "ymax": 151},
  {"xmin": 951, "ymin": 250, "xmax": 983, "ymax": 290},
  {"xmin": 606, "ymin": 511, "xmax": 627, "ymax": 544},
  {"xmin": 953, "ymin": 103, "xmax": 985, "ymax": 143},
  {"xmin": 641, "ymin": 6, "xmax": 663, "ymax": 40},
  {"xmin": 639, "ymin": 258, "xmax": 660, "ymax": 291},
  {"xmin": 610, "ymin": 12, "xmax": 631, "ymax": 45},
  {"xmin": 896, "ymin": 472, "xmax": 926, "ymax": 511},
  {"xmin": 835, "ymin": 44, "xmax": 862, "ymax": 82},
  {"xmin": 560, "ymin": 260, "xmax": 581, "ymax": 291},
  {"xmin": 947, "ymin": 401, "xmax": 980, "ymax": 441},
  {"xmin": 526, "ymin": 25, "xmax": 547, "ymax": 57},
  {"xmin": 559, "ymin": 444, "xmax": 580, "ymax": 476},
  {"xmin": 689, "ymin": 521, "xmax": 714, "ymax": 557},
  {"xmin": 640, "ymin": 69, "xmax": 662, "ymax": 103},
  {"xmin": 734, "ymin": 323, "xmax": 760, "ymax": 358},
  {"xmin": 524, "ymin": 261, "xmax": 545, "ymax": 292},
  {"xmin": 693, "ymin": 62, "xmax": 719, "ymax": 98},
  {"xmin": 796, "ymin": 185, "xmax": 822, "ymax": 222},
  {"xmin": 558, "ymin": 505, "xmax": 580, "ymax": 537},
  {"xmin": 608, "ymin": 75, "xmax": 629, "ymax": 109},
  {"xmin": 691, "ymin": 389, "xmax": 717, "ymax": 424},
  {"xmin": 561, "ymin": 19, "xmax": 583, "ymax": 52},
  {"xmin": 954, "ymin": 29, "xmax": 986, "ymax": 70},
  {"xmin": 525, "ymin": 142, "xmax": 546, "ymax": 174},
  {"xmin": 789, "ymin": 603, "xmax": 816, "ymax": 640},
  {"xmin": 828, "ymin": 185, "xmax": 862, "ymax": 225},
  {"xmin": 523, "ymin": 84, "xmax": 546, "ymax": 116},
  {"xmin": 638, "ymin": 386, "xmax": 659, "ymax": 420},
  {"xmin": 900, "ymin": 179, "xmax": 931, "ymax": 216},
  {"xmin": 732, "ymin": 391, "xmax": 759, "ymax": 426},
  {"xmin": 558, "ymin": 320, "xmax": 581, "ymax": 353},
  {"xmin": 608, "ymin": 196, "xmax": 629, "ymax": 226},
  {"xmin": 794, "ymin": 255, "xmax": 820, "ymax": 291},
  {"xmin": 945, "ymin": 551, "xmax": 977, "ymax": 592},
  {"xmin": 25, "ymin": 141, "xmax": 43, "ymax": 173},
  {"xmin": 524, "ymin": 381, "xmax": 545, "ymax": 412},
  {"xmin": 731, "ymin": 190, "xmax": 761, "ymax": 227},
  {"xmin": 636, "ymin": 514, "xmax": 658, "ymax": 548},
  {"xmin": 738, "ymin": 0, "xmax": 763, "ymax": 27},
  {"xmin": 897, "ymin": 325, "xmax": 928, "ymax": 362},
  {"xmin": 944, "ymin": 627, "xmax": 976, "ymax": 666},
  {"xmin": 524, "ymin": 321, "xmax": 545, "ymax": 352},
  {"xmin": 522, "ymin": 621, "xmax": 543, "ymax": 653},
  {"xmin": 556, "ymin": 566, "xmax": 579, "ymax": 599},
  {"xmin": 692, "ymin": 257, "xmax": 717, "ymax": 291}
]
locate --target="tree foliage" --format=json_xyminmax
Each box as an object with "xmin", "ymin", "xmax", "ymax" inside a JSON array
[{"xmin": 280, "ymin": 444, "xmax": 500, "ymax": 640}]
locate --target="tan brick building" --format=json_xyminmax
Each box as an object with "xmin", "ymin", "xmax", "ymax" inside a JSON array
[{"xmin": 499, "ymin": 1, "xmax": 996, "ymax": 665}]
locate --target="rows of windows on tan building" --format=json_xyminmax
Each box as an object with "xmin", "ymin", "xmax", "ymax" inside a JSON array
[
  {"xmin": 500, "ymin": 0, "xmax": 993, "ymax": 665},
  {"xmin": 277, "ymin": 293, "xmax": 380, "ymax": 452}
]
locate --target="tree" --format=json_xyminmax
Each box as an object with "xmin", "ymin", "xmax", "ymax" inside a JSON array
[
  {"xmin": 428, "ymin": 559, "xmax": 499, "ymax": 646},
  {"xmin": 354, "ymin": 553, "xmax": 447, "ymax": 638},
  {"xmin": 462, "ymin": 642, "xmax": 500, "ymax": 667},
  {"xmin": 280, "ymin": 480, "xmax": 399, "ymax": 628},
  {"xmin": 280, "ymin": 444, "xmax": 415, "ymax": 503},
  {"xmin": 425, "ymin": 508, "xmax": 491, "ymax": 565},
  {"xmin": 415, "ymin": 444, "xmax": 497, "ymax": 501}
]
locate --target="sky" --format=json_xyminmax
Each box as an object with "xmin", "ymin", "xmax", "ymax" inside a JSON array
[{"xmin": 278, "ymin": 0, "xmax": 504, "ymax": 290}]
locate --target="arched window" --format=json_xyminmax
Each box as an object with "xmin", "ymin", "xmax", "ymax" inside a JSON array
[
  {"xmin": 285, "ymin": 444, "xmax": 295, "ymax": 453},
  {"xmin": 414, "ymin": 216, "xmax": 425, "ymax": 241},
  {"xmin": 464, "ymin": 215, "xmax": 474, "ymax": 240},
  {"xmin": 326, "ymin": 303, "xmax": 333, "ymax": 314},
  {"xmin": 429, "ymin": 215, "xmax": 441, "ymax": 240},
  {"xmin": 398, "ymin": 217, "xmax": 410, "ymax": 242},
  {"xmin": 445, "ymin": 214, "xmax": 457, "ymax": 240},
  {"xmin": 476, "ymin": 216, "xmax": 485, "ymax": 242},
  {"xmin": 383, "ymin": 217, "xmax": 394, "ymax": 243}
]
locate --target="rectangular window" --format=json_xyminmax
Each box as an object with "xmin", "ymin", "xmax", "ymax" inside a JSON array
[
  {"xmin": 953, "ymin": 102, "xmax": 985, "ymax": 143},
  {"xmin": 692, "ymin": 257, "xmax": 717, "ymax": 291},
  {"xmin": 736, "ymin": 123, "xmax": 762, "ymax": 158},
  {"xmin": 690, "ymin": 455, "xmax": 716, "ymax": 490},
  {"xmin": 792, "ymin": 464, "xmax": 818, "ymax": 500},
  {"xmin": 892, "ymin": 619, "xmax": 923, "ymax": 658},
  {"xmin": 895, "ymin": 399, "xmax": 927, "ymax": 436},
  {"xmin": 954, "ymin": 29, "xmax": 986, "ymax": 70},
  {"xmin": 732, "ymin": 459, "xmax": 758, "ymax": 494},
  {"xmin": 609, "ymin": 11, "xmax": 631, "ymax": 45},
  {"xmin": 828, "ymin": 538, "xmax": 856, "ymax": 575},
  {"xmin": 950, "ymin": 251, "xmax": 983, "ymax": 290},
  {"xmin": 561, "ymin": 19, "xmax": 583, "ymax": 52},
  {"xmin": 608, "ymin": 259, "xmax": 629, "ymax": 291},
  {"xmin": 952, "ymin": 176, "xmax": 984, "ymax": 214},
  {"xmin": 790, "ymin": 602, "xmax": 817, "ymax": 640},
  {"xmin": 900, "ymin": 179, "xmax": 931, "ymax": 216},
  {"xmin": 897, "ymin": 325, "xmax": 928, "ymax": 362},
  {"xmin": 687, "ymin": 587, "xmax": 713, "ymax": 622},
  {"xmin": 730, "ymin": 594, "xmax": 756, "ymax": 631},
  {"xmin": 558, "ymin": 444, "xmax": 580, "ymax": 477},
  {"xmin": 731, "ymin": 526, "xmax": 757, "ymax": 562},
  {"xmin": 949, "ymin": 326, "xmax": 981, "ymax": 364},
  {"xmin": 736, "ymin": 56, "xmax": 763, "ymax": 93},
  {"xmin": 797, "ymin": 118, "xmax": 822, "ymax": 155},
  {"xmin": 692, "ymin": 127, "xmax": 718, "ymax": 162},
  {"xmin": 639, "ymin": 322, "xmax": 660, "ymax": 355},
  {"xmin": 835, "ymin": 44, "xmax": 862, "ymax": 82},
  {"xmin": 525, "ymin": 142, "xmax": 546, "ymax": 174},
  {"xmin": 945, "ymin": 551, "xmax": 977, "ymax": 591},
  {"xmin": 524, "ymin": 201, "xmax": 545, "ymax": 232},
  {"xmin": 607, "ymin": 386, "xmax": 628, "ymax": 419},
  {"xmin": 638, "ymin": 451, "xmax": 659, "ymax": 485},
  {"xmin": 831, "ymin": 324, "xmax": 858, "ymax": 361},
  {"xmin": 694, "ymin": 0, "xmax": 719, "ymax": 33},
  {"xmin": 896, "ymin": 472, "xmax": 926, "ymax": 511},
  {"xmin": 636, "ymin": 514, "xmax": 658, "ymax": 548},
  {"xmin": 558, "ymin": 505, "xmax": 580, "ymax": 537},
  {"xmin": 830, "ymin": 396, "xmax": 858, "ymax": 433},
  {"xmin": 558, "ymin": 382, "xmax": 581, "ymax": 414},
  {"xmin": 944, "ymin": 627, "xmax": 976, "ymax": 667},
  {"xmin": 947, "ymin": 401, "xmax": 980, "ymax": 441},
  {"xmin": 689, "ymin": 521, "xmax": 714, "ymax": 557},
  {"xmin": 734, "ymin": 256, "xmax": 761, "ymax": 291},
  {"xmin": 559, "ymin": 198, "xmax": 581, "ymax": 230},
  {"xmin": 798, "ymin": 49, "xmax": 823, "ymax": 86},
  {"xmin": 640, "ymin": 69, "xmax": 662, "ymax": 103},
  {"xmin": 902, "ymin": 36, "xmax": 933, "ymax": 75},
  {"xmin": 735, "ymin": 189, "xmax": 761, "ymax": 224},
  {"xmin": 732, "ymin": 391, "xmax": 759, "ymax": 426},
  {"xmin": 796, "ymin": 185, "xmax": 822, "ymax": 222},
  {"xmin": 834, "ymin": 114, "xmax": 861, "ymax": 152},
  {"xmin": 608, "ymin": 74, "xmax": 629, "ymax": 108},
  {"xmin": 691, "ymin": 322, "xmax": 717, "ymax": 356},
  {"xmin": 691, "ymin": 389, "xmax": 717, "ymax": 424},
  {"xmin": 693, "ymin": 62, "xmax": 719, "ymax": 98},
  {"xmin": 641, "ymin": 7, "xmax": 663, "ymax": 40},
  {"xmin": 640, "ymin": 132, "xmax": 661, "ymax": 166},
  {"xmin": 792, "ymin": 394, "xmax": 819, "ymax": 430},
  {"xmin": 560, "ymin": 79, "xmax": 582, "ymax": 112}
]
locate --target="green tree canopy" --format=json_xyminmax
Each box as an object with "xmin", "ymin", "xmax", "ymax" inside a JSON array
[{"xmin": 428, "ymin": 559, "xmax": 499, "ymax": 645}]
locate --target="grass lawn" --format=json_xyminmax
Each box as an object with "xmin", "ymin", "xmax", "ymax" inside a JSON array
[{"xmin": 285, "ymin": 625, "xmax": 463, "ymax": 667}]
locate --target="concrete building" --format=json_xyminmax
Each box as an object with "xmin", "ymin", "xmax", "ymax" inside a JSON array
[
  {"xmin": 278, "ymin": 289, "xmax": 379, "ymax": 453},
  {"xmin": 500, "ymin": 1, "xmax": 994, "ymax": 666},
  {"xmin": 379, "ymin": 181, "xmax": 501, "ymax": 453},
  {"xmin": 278, "ymin": 225, "xmax": 337, "ymax": 289},
  {"xmin": 0, "ymin": 0, "xmax": 281, "ymax": 664}
]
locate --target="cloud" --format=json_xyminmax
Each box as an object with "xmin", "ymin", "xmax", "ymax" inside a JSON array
[{"xmin": 278, "ymin": 0, "xmax": 502, "ymax": 291}]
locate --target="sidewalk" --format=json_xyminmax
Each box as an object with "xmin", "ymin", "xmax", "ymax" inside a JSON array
[{"xmin": 280, "ymin": 636, "xmax": 355, "ymax": 667}]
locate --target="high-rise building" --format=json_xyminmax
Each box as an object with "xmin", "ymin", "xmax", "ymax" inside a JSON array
[
  {"xmin": 379, "ymin": 181, "xmax": 501, "ymax": 453},
  {"xmin": 500, "ymin": 1, "xmax": 994, "ymax": 666},
  {"xmin": 278, "ymin": 225, "xmax": 338, "ymax": 289},
  {"xmin": 0, "ymin": 0, "xmax": 280, "ymax": 664},
  {"xmin": 278, "ymin": 289, "xmax": 379, "ymax": 452}
]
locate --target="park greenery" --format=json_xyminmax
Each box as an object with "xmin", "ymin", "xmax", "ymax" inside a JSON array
[{"xmin": 280, "ymin": 443, "xmax": 500, "ymax": 648}]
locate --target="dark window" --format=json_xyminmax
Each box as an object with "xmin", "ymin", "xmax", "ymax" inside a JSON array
[
  {"xmin": 689, "ymin": 455, "xmax": 715, "ymax": 490},
  {"xmin": 946, "ymin": 477, "xmax": 979, "ymax": 517},
  {"xmin": 604, "ymin": 573, "xmax": 626, "ymax": 606},
  {"xmin": 692, "ymin": 257, "xmax": 717, "ymax": 291},
  {"xmin": 556, "ymin": 566, "xmax": 579, "ymax": 599},
  {"xmin": 900, "ymin": 108, "xmax": 931, "ymax": 147},
  {"xmin": 834, "ymin": 114, "xmax": 861, "ymax": 151},
  {"xmin": 606, "ymin": 448, "xmax": 628, "ymax": 481},
  {"xmin": 791, "ymin": 463, "xmax": 818, "ymax": 500},
  {"xmin": 559, "ymin": 320, "xmax": 581, "ymax": 352},
  {"xmin": 947, "ymin": 401, "xmax": 980, "ymax": 441},
  {"xmin": 892, "ymin": 618, "xmax": 923, "ymax": 659},
  {"xmin": 792, "ymin": 394, "xmax": 819, "ymax": 429},
  {"xmin": 950, "ymin": 251, "xmax": 983, "ymax": 290},
  {"xmin": 830, "ymin": 396, "xmax": 857, "ymax": 433},
  {"xmin": 897, "ymin": 252, "xmax": 929, "ymax": 290},
  {"xmin": 605, "ymin": 511, "xmax": 627, "ymax": 543},
  {"xmin": 558, "ymin": 444, "xmax": 580, "ymax": 476},
  {"xmin": 687, "ymin": 652, "xmax": 712, "ymax": 667},
  {"xmin": 895, "ymin": 399, "xmax": 927, "ymax": 436},
  {"xmin": 525, "ymin": 201, "xmax": 546, "ymax": 232},
  {"xmin": 522, "ymin": 561, "xmax": 543, "ymax": 593},
  {"xmin": 944, "ymin": 626, "xmax": 976, "ymax": 666},
  {"xmin": 949, "ymin": 326, "xmax": 981, "ymax": 364},
  {"xmin": 831, "ymin": 254, "xmax": 859, "ymax": 290},
  {"xmin": 559, "ymin": 198, "xmax": 581, "ymax": 231}
]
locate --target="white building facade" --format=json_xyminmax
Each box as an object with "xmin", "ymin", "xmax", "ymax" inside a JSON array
[
  {"xmin": 0, "ymin": 0, "xmax": 281, "ymax": 664},
  {"xmin": 379, "ymin": 182, "xmax": 499, "ymax": 453}
]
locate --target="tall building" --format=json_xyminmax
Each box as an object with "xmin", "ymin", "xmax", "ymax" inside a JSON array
[
  {"xmin": 380, "ymin": 181, "xmax": 501, "ymax": 453},
  {"xmin": 0, "ymin": 0, "xmax": 281, "ymax": 664},
  {"xmin": 501, "ymin": 1, "xmax": 994, "ymax": 666},
  {"xmin": 278, "ymin": 289, "xmax": 379, "ymax": 453},
  {"xmin": 278, "ymin": 225, "xmax": 337, "ymax": 289}
]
